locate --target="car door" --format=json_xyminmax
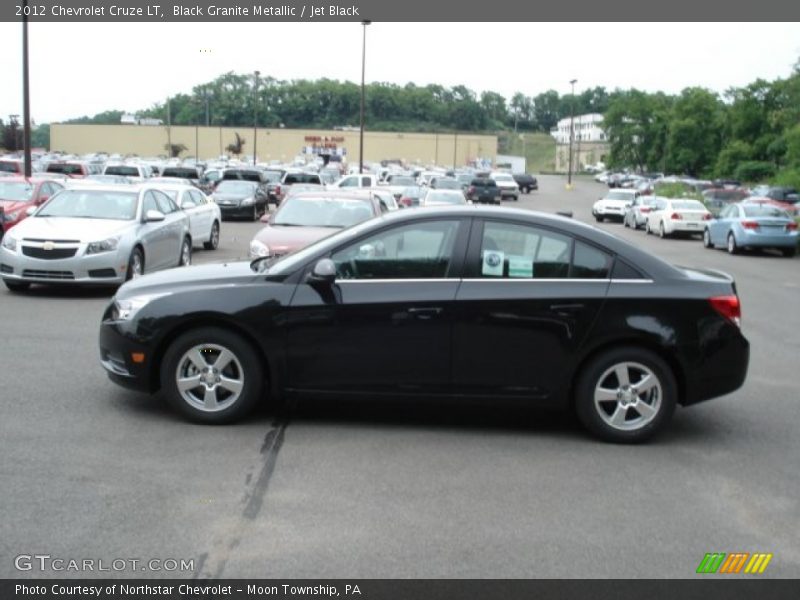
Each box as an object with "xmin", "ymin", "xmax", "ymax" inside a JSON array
[
  {"xmin": 710, "ymin": 204, "xmax": 735, "ymax": 245},
  {"xmin": 137, "ymin": 191, "xmax": 170, "ymax": 271},
  {"xmin": 452, "ymin": 218, "xmax": 611, "ymax": 400},
  {"xmin": 286, "ymin": 217, "xmax": 470, "ymax": 395},
  {"xmin": 153, "ymin": 190, "xmax": 185, "ymax": 267},
  {"xmin": 177, "ymin": 189, "xmax": 201, "ymax": 240},
  {"xmin": 191, "ymin": 190, "xmax": 214, "ymax": 238}
]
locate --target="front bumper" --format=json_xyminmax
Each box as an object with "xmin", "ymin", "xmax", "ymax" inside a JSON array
[
  {"xmin": 98, "ymin": 319, "xmax": 155, "ymax": 393},
  {"xmin": 1, "ymin": 245, "xmax": 127, "ymax": 285},
  {"xmin": 218, "ymin": 203, "xmax": 255, "ymax": 218}
]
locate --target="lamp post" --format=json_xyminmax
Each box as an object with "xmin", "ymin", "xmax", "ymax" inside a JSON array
[
  {"xmin": 359, "ymin": 20, "xmax": 371, "ymax": 174},
  {"xmin": 21, "ymin": 2, "xmax": 32, "ymax": 176},
  {"xmin": 253, "ymin": 70, "xmax": 260, "ymax": 166},
  {"xmin": 567, "ymin": 79, "xmax": 577, "ymax": 187}
]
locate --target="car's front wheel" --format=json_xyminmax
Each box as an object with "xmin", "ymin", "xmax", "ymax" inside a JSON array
[
  {"xmin": 160, "ymin": 327, "xmax": 264, "ymax": 423},
  {"xmin": 575, "ymin": 346, "xmax": 677, "ymax": 443},
  {"xmin": 178, "ymin": 237, "xmax": 192, "ymax": 267},
  {"xmin": 126, "ymin": 247, "xmax": 144, "ymax": 280},
  {"xmin": 727, "ymin": 232, "xmax": 739, "ymax": 255},
  {"xmin": 204, "ymin": 221, "xmax": 220, "ymax": 250},
  {"xmin": 703, "ymin": 228, "xmax": 714, "ymax": 249}
]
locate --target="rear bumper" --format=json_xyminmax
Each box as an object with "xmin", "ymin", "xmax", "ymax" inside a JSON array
[
  {"xmin": 738, "ymin": 230, "xmax": 799, "ymax": 248},
  {"xmin": 682, "ymin": 333, "xmax": 750, "ymax": 406}
]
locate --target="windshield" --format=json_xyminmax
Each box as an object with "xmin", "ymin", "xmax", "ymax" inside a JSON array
[
  {"xmin": 493, "ymin": 174, "xmax": 514, "ymax": 182},
  {"xmin": 162, "ymin": 168, "xmax": 198, "ymax": 178},
  {"xmin": 274, "ymin": 196, "xmax": 375, "ymax": 228},
  {"xmin": 606, "ymin": 191, "xmax": 634, "ymax": 201},
  {"xmin": 390, "ymin": 176, "xmax": 415, "ymax": 186},
  {"xmin": 434, "ymin": 179, "xmax": 461, "ymax": 189},
  {"xmin": 672, "ymin": 200, "xmax": 706, "ymax": 210},
  {"xmin": 0, "ymin": 181, "xmax": 34, "ymax": 202},
  {"xmin": 215, "ymin": 181, "xmax": 257, "ymax": 195},
  {"xmin": 424, "ymin": 191, "xmax": 466, "ymax": 205},
  {"xmin": 36, "ymin": 190, "xmax": 138, "ymax": 220}
]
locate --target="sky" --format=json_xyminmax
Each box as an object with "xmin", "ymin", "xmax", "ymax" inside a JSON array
[{"xmin": 1, "ymin": 22, "xmax": 799, "ymax": 124}]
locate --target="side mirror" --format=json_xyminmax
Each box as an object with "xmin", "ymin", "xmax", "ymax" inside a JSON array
[
  {"xmin": 144, "ymin": 209, "xmax": 165, "ymax": 222},
  {"xmin": 308, "ymin": 258, "xmax": 336, "ymax": 284}
]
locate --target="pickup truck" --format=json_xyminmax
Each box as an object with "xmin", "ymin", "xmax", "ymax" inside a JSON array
[
  {"xmin": 329, "ymin": 174, "xmax": 380, "ymax": 189},
  {"xmin": 466, "ymin": 178, "xmax": 502, "ymax": 205}
]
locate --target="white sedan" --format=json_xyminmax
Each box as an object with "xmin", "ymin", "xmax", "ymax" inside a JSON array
[
  {"xmin": 645, "ymin": 198, "xmax": 711, "ymax": 238},
  {"xmin": 153, "ymin": 183, "xmax": 222, "ymax": 250}
]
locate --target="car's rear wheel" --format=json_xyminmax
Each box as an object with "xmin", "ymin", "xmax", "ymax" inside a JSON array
[
  {"xmin": 703, "ymin": 228, "xmax": 713, "ymax": 249},
  {"xmin": 4, "ymin": 280, "xmax": 31, "ymax": 292},
  {"xmin": 126, "ymin": 247, "xmax": 144, "ymax": 280},
  {"xmin": 623, "ymin": 215, "xmax": 630, "ymax": 228},
  {"xmin": 727, "ymin": 232, "xmax": 739, "ymax": 255},
  {"xmin": 178, "ymin": 237, "xmax": 192, "ymax": 267},
  {"xmin": 575, "ymin": 347, "xmax": 677, "ymax": 443},
  {"xmin": 781, "ymin": 247, "xmax": 797, "ymax": 258},
  {"xmin": 659, "ymin": 222, "xmax": 668, "ymax": 238},
  {"xmin": 161, "ymin": 327, "xmax": 263, "ymax": 424},
  {"xmin": 204, "ymin": 221, "xmax": 220, "ymax": 250},
  {"xmin": 645, "ymin": 220, "xmax": 652, "ymax": 234},
  {"xmin": 595, "ymin": 215, "xmax": 603, "ymax": 223}
]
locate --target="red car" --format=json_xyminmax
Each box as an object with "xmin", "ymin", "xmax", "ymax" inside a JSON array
[
  {"xmin": 249, "ymin": 191, "xmax": 384, "ymax": 259},
  {"xmin": 0, "ymin": 177, "xmax": 64, "ymax": 238}
]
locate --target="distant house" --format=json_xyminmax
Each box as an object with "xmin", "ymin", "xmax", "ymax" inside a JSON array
[{"xmin": 550, "ymin": 113, "xmax": 606, "ymax": 144}]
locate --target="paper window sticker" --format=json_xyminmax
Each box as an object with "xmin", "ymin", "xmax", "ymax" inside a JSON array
[
  {"xmin": 482, "ymin": 250, "xmax": 505, "ymax": 277},
  {"xmin": 508, "ymin": 255, "xmax": 534, "ymax": 278}
]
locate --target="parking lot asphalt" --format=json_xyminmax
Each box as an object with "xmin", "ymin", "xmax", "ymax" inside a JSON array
[{"xmin": 1, "ymin": 175, "xmax": 798, "ymax": 579}]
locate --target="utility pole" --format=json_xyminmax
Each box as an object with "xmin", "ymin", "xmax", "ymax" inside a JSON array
[
  {"xmin": 21, "ymin": 0, "xmax": 32, "ymax": 176},
  {"xmin": 359, "ymin": 20, "xmax": 371, "ymax": 174},
  {"xmin": 253, "ymin": 70, "xmax": 260, "ymax": 166},
  {"xmin": 567, "ymin": 79, "xmax": 577, "ymax": 188}
]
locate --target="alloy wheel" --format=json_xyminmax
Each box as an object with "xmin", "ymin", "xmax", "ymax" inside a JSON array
[
  {"xmin": 593, "ymin": 361, "xmax": 662, "ymax": 432},
  {"xmin": 175, "ymin": 343, "xmax": 245, "ymax": 412}
]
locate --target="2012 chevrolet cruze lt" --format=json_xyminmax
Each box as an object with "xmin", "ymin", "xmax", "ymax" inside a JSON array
[{"xmin": 99, "ymin": 206, "xmax": 749, "ymax": 443}]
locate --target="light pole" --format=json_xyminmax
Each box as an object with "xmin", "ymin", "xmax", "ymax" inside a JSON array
[
  {"xmin": 21, "ymin": 1, "xmax": 32, "ymax": 176},
  {"xmin": 359, "ymin": 20, "xmax": 371, "ymax": 174},
  {"xmin": 567, "ymin": 79, "xmax": 577, "ymax": 187},
  {"xmin": 253, "ymin": 70, "xmax": 260, "ymax": 166}
]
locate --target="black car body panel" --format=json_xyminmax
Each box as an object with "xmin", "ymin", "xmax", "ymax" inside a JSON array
[{"xmin": 100, "ymin": 206, "xmax": 749, "ymax": 424}]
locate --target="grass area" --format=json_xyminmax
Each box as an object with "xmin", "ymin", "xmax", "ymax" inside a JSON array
[{"xmin": 503, "ymin": 133, "xmax": 556, "ymax": 174}]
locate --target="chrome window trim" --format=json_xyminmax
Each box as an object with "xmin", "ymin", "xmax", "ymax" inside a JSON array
[{"xmin": 334, "ymin": 278, "xmax": 654, "ymax": 284}]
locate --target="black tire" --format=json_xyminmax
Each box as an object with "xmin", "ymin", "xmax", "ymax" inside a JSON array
[
  {"xmin": 781, "ymin": 247, "xmax": 797, "ymax": 258},
  {"xmin": 160, "ymin": 327, "xmax": 264, "ymax": 424},
  {"xmin": 659, "ymin": 222, "xmax": 668, "ymax": 239},
  {"xmin": 125, "ymin": 247, "xmax": 144, "ymax": 281},
  {"xmin": 204, "ymin": 221, "xmax": 220, "ymax": 250},
  {"xmin": 727, "ymin": 232, "xmax": 739, "ymax": 255},
  {"xmin": 574, "ymin": 346, "xmax": 677, "ymax": 443},
  {"xmin": 4, "ymin": 279, "xmax": 31, "ymax": 292},
  {"xmin": 623, "ymin": 216, "xmax": 630, "ymax": 228},
  {"xmin": 178, "ymin": 236, "xmax": 192, "ymax": 267},
  {"xmin": 703, "ymin": 228, "xmax": 713, "ymax": 249},
  {"xmin": 595, "ymin": 215, "xmax": 603, "ymax": 223},
  {"xmin": 252, "ymin": 204, "xmax": 258, "ymax": 221}
]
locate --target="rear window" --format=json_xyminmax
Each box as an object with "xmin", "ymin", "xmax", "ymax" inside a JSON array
[
  {"xmin": 672, "ymin": 200, "xmax": 706, "ymax": 210},
  {"xmin": 162, "ymin": 168, "xmax": 199, "ymax": 179},
  {"xmin": 105, "ymin": 165, "xmax": 141, "ymax": 177},
  {"xmin": 46, "ymin": 163, "xmax": 84, "ymax": 175},
  {"xmin": 284, "ymin": 173, "xmax": 321, "ymax": 185},
  {"xmin": 0, "ymin": 161, "xmax": 22, "ymax": 173},
  {"xmin": 606, "ymin": 191, "xmax": 634, "ymax": 201},
  {"xmin": 742, "ymin": 205, "xmax": 788, "ymax": 218},
  {"xmin": 472, "ymin": 179, "xmax": 497, "ymax": 188}
]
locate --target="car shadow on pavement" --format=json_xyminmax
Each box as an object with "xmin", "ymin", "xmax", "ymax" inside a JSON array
[{"xmin": 5, "ymin": 284, "xmax": 117, "ymax": 299}]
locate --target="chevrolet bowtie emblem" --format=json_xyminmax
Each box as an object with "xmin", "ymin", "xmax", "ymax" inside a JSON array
[{"xmin": 42, "ymin": 241, "xmax": 55, "ymax": 250}]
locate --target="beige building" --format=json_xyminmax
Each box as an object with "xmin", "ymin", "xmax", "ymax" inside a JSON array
[
  {"xmin": 50, "ymin": 124, "xmax": 497, "ymax": 167},
  {"xmin": 555, "ymin": 141, "xmax": 610, "ymax": 173}
]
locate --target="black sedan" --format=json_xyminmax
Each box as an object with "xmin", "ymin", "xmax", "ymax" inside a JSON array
[{"xmin": 99, "ymin": 206, "xmax": 749, "ymax": 443}]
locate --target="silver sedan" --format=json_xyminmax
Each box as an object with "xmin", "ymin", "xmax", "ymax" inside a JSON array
[{"xmin": 0, "ymin": 184, "xmax": 191, "ymax": 291}]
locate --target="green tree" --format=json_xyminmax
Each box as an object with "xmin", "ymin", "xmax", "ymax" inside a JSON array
[{"xmin": 668, "ymin": 88, "xmax": 725, "ymax": 176}]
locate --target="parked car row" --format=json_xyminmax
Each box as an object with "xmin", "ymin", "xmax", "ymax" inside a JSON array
[{"xmin": 593, "ymin": 190, "xmax": 798, "ymax": 257}]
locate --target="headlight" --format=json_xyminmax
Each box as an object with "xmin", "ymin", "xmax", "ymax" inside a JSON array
[
  {"xmin": 1, "ymin": 235, "xmax": 17, "ymax": 251},
  {"xmin": 241, "ymin": 196, "xmax": 255, "ymax": 206},
  {"xmin": 86, "ymin": 237, "xmax": 120, "ymax": 255},
  {"xmin": 249, "ymin": 239, "xmax": 270, "ymax": 258},
  {"xmin": 113, "ymin": 293, "xmax": 172, "ymax": 321}
]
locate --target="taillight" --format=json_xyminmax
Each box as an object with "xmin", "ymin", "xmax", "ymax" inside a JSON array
[
  {"xmin": 786, "ymin": 222, "xmax": 798, "ymax": 231},
  {"xmin": 670, "ymin": 212, "xmax": 682, "ymax": 220},
  {"xmin": 399, "ymin": 197, "xmax": 411, "ymax": 207},
  {"xmin": 709, "ymin": 295, "xmax": 741, "ymax": 328},
  {"xmin": 468, "ymin": 186, "xmax": 475, "ymax": 195},
  {"xmin": 275, "ymin": 185, "xmax": 281, "ymax": 196},
  {"xmin": 640, "ymin": 207, "xmax": 651, "ymax": 213},
  {"xmin": 703, "ymin": 214, "xmax": 712, "ymax": 220},
  {"xmin": 741, "ymin": 220, "xmax": 759, "ymax": 230}
]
